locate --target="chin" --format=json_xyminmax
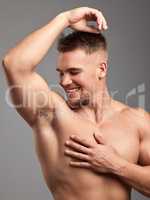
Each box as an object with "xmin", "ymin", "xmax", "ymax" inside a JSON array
[{"xmin": 67, "ymin": 97, "xmax": 90, "ymax": 109}]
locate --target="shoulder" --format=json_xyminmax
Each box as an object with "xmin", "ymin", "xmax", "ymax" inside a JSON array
[
  {"xmin": 113, "ymin": 100, "xmax": 150, "ymax": 131},
  {"xmin": 114, "ymin": 99, "xmax": 149, "ymax": 121},
  {"xmin": 122, "ymin": 106, "xmax": 150, "ymax": 138},
  {"xmin": 133, "ymin": 107, "xmax": 150, "ymax": 137},
  {"xmin": 127, "ymin": 107, "xmax": 150, "ymax": 128}
]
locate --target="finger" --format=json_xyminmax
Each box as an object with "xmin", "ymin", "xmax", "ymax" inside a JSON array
[
  {"xmin": 64, "ymin": 149, "xmax": 90, "ymax": 161},
  {"xmin": 65, "ymin": 140, "xmax": 91, "ymax": 154},
  {"xmin": 91, "ymin": 9, "xmax": 108, "ymax": 30},
  {"xmin": 93, "ymin": 133, "xmax": 105, "ymax": 144},
  {"xmin": 101, "ymin": 18, "xmax": 108, "ymax": 30},
  {"xmin": 85, "ymin": 8, "xmax": 107, "ymax": 31},
  {"xmin": 100, "ymin": 14, "xmax": 108, "ymax": 30},
  {"xmin": 97, "ymin": 10, "xmax": 108, "ymax": 28},
  {"xmin": 96, "ymin": 14, "xmax": 103, "ymax": 30},
  {"xmin": 70, "ymin": 135, "xmax": 93, "ymax": 148},
  {"xmin": 98, "ymin": 15, "xmax": 107, "ymax": 30},
  {"xmin": 88, "ymin": 10, "xmax": 102, "ymax": 30},
  {"xmin": 69, "ymin": 161, "xmax": 91, "ymax": 168}
]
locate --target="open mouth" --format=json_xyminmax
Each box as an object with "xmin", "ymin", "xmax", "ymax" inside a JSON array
[{"xmin": 65, "ymin": 87, "xmax": 81, "ymax": 97}]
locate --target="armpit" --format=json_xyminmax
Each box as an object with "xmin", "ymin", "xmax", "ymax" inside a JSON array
[{"xmin": 38, "ymin": 107, "xmax": 55, "ymax": 122}]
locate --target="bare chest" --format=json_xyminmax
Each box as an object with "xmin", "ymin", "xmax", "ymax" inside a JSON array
[
  {"xmin": 34, "ymin": 109, "xmax": 140, "ymax": 197},
  {"xmin": 54, "ymin": 112, "xmax": 140, "ymax": 164}
]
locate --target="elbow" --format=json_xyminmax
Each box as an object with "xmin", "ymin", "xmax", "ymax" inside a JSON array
[
  {"xmin": 2, "ymin": 54, "xmax": 10, "ymax": 69},
  {"xmin": 2, "ymin": 52, "xmax": 33, "ymax": 73},
  {"xmin": 2, "ymin": 45, "xmax": 24, "ymax": 71},
  {"xmin": 2, "ymin": 53, "xmax": 23, "ymax": 73},
  {"xmin": 2, "ymin": 53, "xmax": 15, "ymax": 71}
]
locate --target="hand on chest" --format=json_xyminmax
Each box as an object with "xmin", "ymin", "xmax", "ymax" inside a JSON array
[
  {"xmin": 70, "ymin": 120, "xmax": 140, "ymax": 164},
  {"xmin": 56, "ymin": 112, "xmax": 140, "ymax": 164}
]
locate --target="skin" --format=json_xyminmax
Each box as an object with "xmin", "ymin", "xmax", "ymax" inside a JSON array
[{"xmin": 2, "ymin": 7, "xmax": 150, "ymax": 200}]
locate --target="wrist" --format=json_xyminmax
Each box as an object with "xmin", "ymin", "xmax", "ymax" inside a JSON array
[
  {"xmin": 57, "ymin": 11, "xmax": 70, "ymax": 28},
  {"xmin": 111, "ymin": 157, "xmax": 128, "ymax": 176}
]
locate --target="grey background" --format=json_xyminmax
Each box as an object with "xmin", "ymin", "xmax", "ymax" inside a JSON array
[{"xmin": 0, "ymin": 0, "xmax": 150, "ymax": 200}]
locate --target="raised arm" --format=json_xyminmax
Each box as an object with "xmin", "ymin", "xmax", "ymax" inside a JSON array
[
  {"xmin": 2, "ymin": 7, "xmax": 107, "ymax": 127},
  {"xmin": 2, "ymin": 13, "xmax": 68, "ymax": 126}
]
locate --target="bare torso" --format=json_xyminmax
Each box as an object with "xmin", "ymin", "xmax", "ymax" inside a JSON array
[{"xmin": 33, "ymin": 99, "xmax": 140, "ymax": 200}]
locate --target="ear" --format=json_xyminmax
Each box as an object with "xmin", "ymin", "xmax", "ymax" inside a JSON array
[{"xmin": 98, "ymin": 62, "xmax": 108, "ymax": 79}]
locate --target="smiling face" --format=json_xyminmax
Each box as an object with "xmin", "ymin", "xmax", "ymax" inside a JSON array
[{"xmin": 57, "ymin": 48, "xmax": 108, "ymax": 109}]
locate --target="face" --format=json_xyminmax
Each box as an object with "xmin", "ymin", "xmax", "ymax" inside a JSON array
[{"xmin": 57, "ymin": 49, "xmax": 107, "ymax": 108}]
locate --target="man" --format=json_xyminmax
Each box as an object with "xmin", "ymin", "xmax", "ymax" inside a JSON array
[{"xmin": 2, "ymin": 7, "xmax": 150, "ymax": 200}]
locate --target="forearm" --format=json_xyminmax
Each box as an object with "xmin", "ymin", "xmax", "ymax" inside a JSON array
[
  {"xmin": 3, "ymin": 12, "xmax": 69, "ymax": 72},
  {"xmin": 113, "ymin": 159, "xmax": 150, "ymax": 197}
]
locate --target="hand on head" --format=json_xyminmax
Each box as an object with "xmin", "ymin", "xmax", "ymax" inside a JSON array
[{"xmin": 64, "ymin": 7, "xmax": 108, "ymax": 33}]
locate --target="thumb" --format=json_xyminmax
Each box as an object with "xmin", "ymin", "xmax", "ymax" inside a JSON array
[
  {"xmin": 83, "ymin": 25, "xmax": 100, "ymax": 33},
  {"xmin": 93, "ymin": 132, "xmax": 105, "ymax": 144}
]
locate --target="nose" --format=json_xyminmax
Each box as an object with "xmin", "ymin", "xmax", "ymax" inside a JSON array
[{"xmin": 60, "ymin": 74, "xmax": 72, "ymax": 87}]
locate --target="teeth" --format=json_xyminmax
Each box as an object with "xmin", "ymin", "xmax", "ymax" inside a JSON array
[{"xmin": 66, "ymin": 88, "xmax": 80, "ymax": 93}]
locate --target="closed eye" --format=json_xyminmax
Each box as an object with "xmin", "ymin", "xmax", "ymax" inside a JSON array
[
  {"xmin": 69, "ymin": 71, "xmax": 81, "ymax": 75},
  {"xmin": 56, "ymin": 68, "xmax": 83, "ymax": 76},
  {"xmin": 58, "ymin": 71, "xmax": 80, "ymax": 77},
  {"xmin": 68, "ymin": 68, "xmax": 83, "ymax": 75}
]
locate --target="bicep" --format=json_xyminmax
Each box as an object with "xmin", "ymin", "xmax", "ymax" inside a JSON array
[
  {"xmin": 139, "ymin": 140, "xmax": 150, "ymax": 166},
  {"xmin": 5, "ymin": 70, "xmax": 53, "ymax": 126}
]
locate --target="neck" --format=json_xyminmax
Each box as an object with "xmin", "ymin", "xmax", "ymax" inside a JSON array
[{"xmin": 78, "ymin": 84, "xmax": 113, "ymax": 124}]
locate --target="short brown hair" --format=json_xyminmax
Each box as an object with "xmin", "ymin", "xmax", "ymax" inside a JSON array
[{"xmin": 57, "ymin": 31, "xmax": 107, "ymax": 54}]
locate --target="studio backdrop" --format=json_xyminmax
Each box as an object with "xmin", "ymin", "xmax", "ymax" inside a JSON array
[{"xmin": 0, "ymin": 0, "xmax": 150, "ymax": 200}]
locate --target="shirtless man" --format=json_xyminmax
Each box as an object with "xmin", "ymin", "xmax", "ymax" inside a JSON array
[{"xmin": 2, "ymin": 7, "xmax": 150, "ymax": 200}]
